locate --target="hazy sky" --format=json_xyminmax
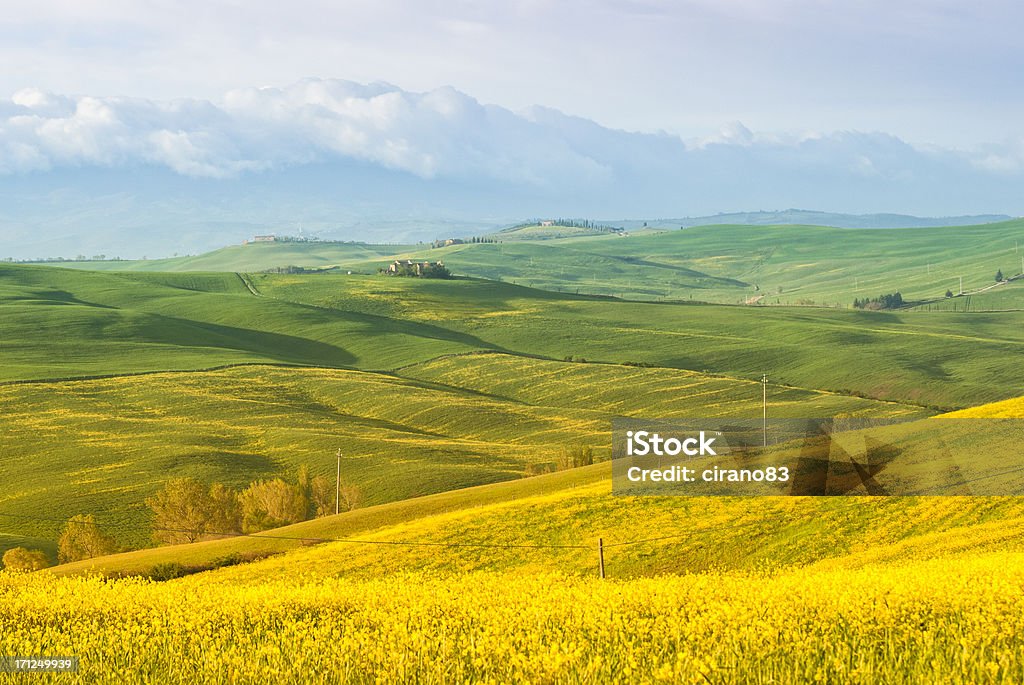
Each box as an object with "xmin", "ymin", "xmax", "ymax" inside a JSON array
[{"xmin": 2, "ymin": 0, "xmax": 1021, "ymax": 146}]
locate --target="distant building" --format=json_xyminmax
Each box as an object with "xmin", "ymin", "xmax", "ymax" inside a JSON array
[
  {"xmin": 383, "ymin": 259, "xmax": 450, "ymax": 278},
  {"xmin": 249, "ymin": 235, "xmax": 276, "ymax": 243},
  {"xmin": 540, "ymin": 220, "xmax": 555, "ymax": 227},
  {"xmin": 430, "ymin": 238, "xmax": 465, "ymax": 248}
]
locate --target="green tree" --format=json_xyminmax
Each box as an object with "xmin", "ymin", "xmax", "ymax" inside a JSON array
[
  {"xmin": 557, "ymin": 444, "xmax": 595, "ymax": 470},
  {"xmin": 2, "ymin": 547, "xmax": 50, "ymax": 572},
  {"xmin": 996, "ymin": 269, "xmax": 1004, "ymax": 282},
  {"xmin": 146, "ymin": 478, "xmax": 212, "ymax": 544},
  {"xmin": 57, "ymin": 514, "xmax": 116, "ymax": 563},
  {"xmin": 945, "ymin": 289, "xmax": 954, "ymax": 298},
  {"xmin": 338, "ymin": 483, "xmax": 363, "ymax": 512},
  {"xmin": 240, "ymin": 479, "xmax": 309, "ymax": 533},
  {"xmin": 146, "ymin": 478, "xmax": 242, "ymax": 545},
  {"xmin": 206, "ymin": 483, "xmax": 243, "ymax": 539}
]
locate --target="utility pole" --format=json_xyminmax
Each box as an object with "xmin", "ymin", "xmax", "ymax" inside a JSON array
[
  {"xmin": 335, "ymin": 449, "xmax": 342, "ymax": 515},
  {"xmin": 761, "ymin": 374, "xmax": 768, "ymax": 447}
]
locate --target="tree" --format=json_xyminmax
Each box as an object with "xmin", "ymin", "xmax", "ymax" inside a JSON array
[
  {"xmin": 146, "ymin": 478, "xmax": 242, "ymax": 545},
  {"xmin": 310, "ymin": 475, "xmax": 334, "ymax": 517},
  {"xmin": 945, "ymin": 289, "xmax": 954, "ymax": 298},
  {"xmin": 307, "ymin": 470, "xmax": 361, "ymax": 516},
  {"xmin": 996, "ymin": 269, "xmax": 1004, "ymax": 282},
  {"xmin": 2, "ymin": 547, "xmax": 50, "ymax": 572},
  {"xmin": 338, "ymin": 483, "xmax": 363, "ymax": 512},
  {"xmin": 146, "ymin": 478, "xmax": 213, "ymax": 545},
  {"xmin": 58, "ymin": 515, "xmax": 116, "ymax": 563},
  {"xmin": 205, "ymin": 483, "xmax": 242, "ymax": 539},
  {"xmin": 557, "ymin": 444, "xmax": 595, "ymax": 470},
  {"xmin": 239, "ymin": 479, "xmax": 309, "ymax": 533}
]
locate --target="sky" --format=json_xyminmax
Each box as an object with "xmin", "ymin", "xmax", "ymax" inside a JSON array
[
  {"xmin": 1, "ymin": 0, "xmax": 1023, "ymax": 255},
  {"xmin": 2, "ymin": 0, "xmax": 1022, "ymax": 146}
]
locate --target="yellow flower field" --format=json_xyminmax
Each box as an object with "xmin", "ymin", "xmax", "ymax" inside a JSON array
[{"xmin": 3, "ymin": 551, "xmax": 1023, "ymax": 684}]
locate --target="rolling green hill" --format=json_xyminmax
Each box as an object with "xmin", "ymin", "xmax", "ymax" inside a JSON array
[
  {"xmin": 0, "ymin": 356, "xmax": 916, "ymax": 558},
  {"xmin": 5, "ymin": 263, "xmax": 1024, "ymax": 407},
  {"xmin": 4, "ymin": 262, "xmax": 1024, "ymax": 563},
  {"xmin": 50, "ymin": 220, "xmax": 1024, "ymax": 305}
]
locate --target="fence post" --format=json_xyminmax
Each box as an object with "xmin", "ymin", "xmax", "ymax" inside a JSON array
[{"xmin": 598, "ymin": 537, "xmax": 605, "ymax": 579}]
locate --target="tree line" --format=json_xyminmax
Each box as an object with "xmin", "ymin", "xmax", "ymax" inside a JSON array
[
  {"xmin": 853, "ymin": 292, "xmax": 904, "ymax": 310},
  {"xmin": 1, "ymin": 465, "xmax": 361, "ymax": 571}
]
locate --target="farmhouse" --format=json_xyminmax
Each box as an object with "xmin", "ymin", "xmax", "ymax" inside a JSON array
[
  {"xmin": 247, "ymin": 235, "xmax": 276, "ymax": 243},
  {"xmin": 382, "ymin": 259, "xmax": 451, "ymax": 278}
]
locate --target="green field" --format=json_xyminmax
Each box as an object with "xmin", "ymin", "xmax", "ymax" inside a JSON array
[
  {"xmin": 6, "ymin": 264, "xmax": 1024, "ymax": 409},
  {"xmin": 5, "ymin": 242, "xmax": 1024, "ymax": 563},
  {"xmin": 52, "ymin": 220, "xmax": 1024, "ymax": 305},
  {"xmin": 0, "ymin": 356, "xmax": 917, "ymax": 558},
  {"xmin": 7, "ymin": 224, "xmax": 1024, "ymax": 683}
]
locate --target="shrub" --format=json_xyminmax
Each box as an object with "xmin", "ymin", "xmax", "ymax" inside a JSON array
[
  {"xmin": 148, "ymin": 562, "xmax": 189, "ymax": 581},
  {"xmin": 2, "ymin": 547, "xmax": 50, "ymax": 572}
]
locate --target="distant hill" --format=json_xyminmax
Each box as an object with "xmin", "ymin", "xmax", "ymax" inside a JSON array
[
  {"xmin": 611, "ymin": 210, "xmax": 1013, "ymax": 230},
  {"xmin": 492, "ymin": 223, "xmax": 625, "ymax": 241}
]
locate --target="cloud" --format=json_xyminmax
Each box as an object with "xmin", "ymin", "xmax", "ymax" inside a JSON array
[{"xmin": 0, "ymin": 79, "xmax": 1021, "ymax": 217}]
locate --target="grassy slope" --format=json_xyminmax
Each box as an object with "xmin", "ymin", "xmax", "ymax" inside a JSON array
[
  {"xmin": 54, "ymin": 386, "xmax": 1024, "ymax": 579},
  {"xmin": 5, "ymin": 263, "xmax": 1024, "ymax": 563},
  {"xmin": 55, "ymin": 456, "xmax": 1024, "ymax": 580},
  {"xmin": 1, "ymin": 357, "xmax": 912, "ymax": 558},
  {"xmin": 6, "ymin": 262, "xmax": 1024, "ymax": 406},
  {"xmin": 0, "ymin": 264, "xmax": 493, "ymax": 380},
  {"xmin": 255, "ymin": 272, "xmax": 1024, "ymax": 409},
  {"xmin": 53, "ymin": 220, "xmax": 1024, "ymax": 305}
]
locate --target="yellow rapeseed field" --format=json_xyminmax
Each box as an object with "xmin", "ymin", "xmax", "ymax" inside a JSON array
[{"xmin": 3, "ymin": 551, "xmax": 1023, "ymax": 684}]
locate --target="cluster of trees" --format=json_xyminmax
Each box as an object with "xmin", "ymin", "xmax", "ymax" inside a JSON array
[
  {"xmin": 853, "ymin": 292, "xmax": 904, "ymax": 310},
  {"xmin": 429, "ymin": 236, "xmax": 498, "ymax": 248},
  {"xmin": 515, "ymin": 218, "xmax": 622, "ymax": 231},
  {"xmin": 146, "ymin": 466, "xmax": 361, "ymax": 546},
  {"xmin": 524, "ymin": 444, "xmax": 596, "ymax": 476},
  {"xmin": 0, "ymin": 466, "xmax": 364, "ymax": 571},
  {"xmin": 257, "ymin": 265, "xmax": 329, "ymax": 274}
]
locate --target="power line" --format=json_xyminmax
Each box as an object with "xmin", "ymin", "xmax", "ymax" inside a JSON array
[{"xmin": 0, "ymin": 511, "xmax": 590, "ymax": 551}]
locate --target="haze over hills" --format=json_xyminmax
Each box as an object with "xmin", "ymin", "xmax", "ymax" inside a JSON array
[
  {"xmin": 615, "ymin": 210, "xmax": 1013, "ymax": 230},
  {"xmin": 3, "ymin": 79, "xmax": 1024, "ymax": 259}
]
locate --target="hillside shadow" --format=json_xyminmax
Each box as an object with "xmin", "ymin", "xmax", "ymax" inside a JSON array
[{"xmin": 131, "ymin": 311, "xmax": 361, "ymax": 366}]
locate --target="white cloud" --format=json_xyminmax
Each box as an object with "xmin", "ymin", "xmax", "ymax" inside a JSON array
[{"xmin": 0, "ymin": 78, "xmax": 1021, "ymax": 216}]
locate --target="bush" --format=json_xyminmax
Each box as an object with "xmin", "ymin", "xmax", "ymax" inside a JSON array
[
  {"xmin": 525, "ymin": 463, "xmax": 555, "ymax": 476},
  {"xmin": 148, "ymin": 562, "xmax": 190, "ymax": 581},
  {"xmin": 2, "ymin": 547, "xmax": 50, "ymax": 572}
]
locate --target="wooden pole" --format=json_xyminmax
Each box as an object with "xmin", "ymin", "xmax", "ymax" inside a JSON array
[
  {"xmin": 335, "ymin": 449, "xmax": 342, "ymax": 515},
  {"xmin": 762, "ymin": 374, "xmax": 768, "ymax": 447},
  {"xmin": 598, "ymin": 538, "xmax": 605, "ymax": 579}
]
